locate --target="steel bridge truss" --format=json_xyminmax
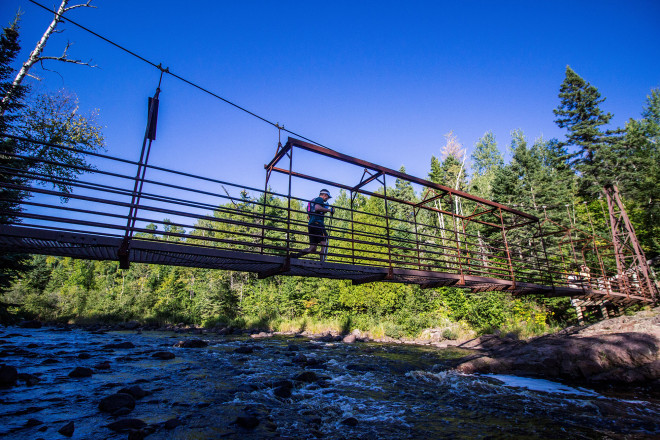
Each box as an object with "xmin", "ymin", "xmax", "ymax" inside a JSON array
[{"xmin": 0, "ymin": 133, "xmax": 656, "ymax": 305}]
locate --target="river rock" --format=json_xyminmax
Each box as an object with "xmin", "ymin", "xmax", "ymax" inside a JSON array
[
  {"xmin": 287, "ymin": 344, "xmax": 300, "ymax": 351},
  {"xmin": 0, "ymin": 364, "xmax": 18, "ymax": 386},
  {"xmin": 106, "ymin": 418, "xmax": 147, "ymax": 432},
  {"xmin": 152, "ymin": 351, "xmax": 176, "ymax": 360},
  {"xmin": 174, "ymin": 339, "xmax": 208, "ymax": 348},
  {"xmin": 455, "ymin": 307, "xmax": 660, "ymax": 384},
  {"xmin": 99, "ymin": 392, "xmax": 136, "ymax": 413},
  {"xmin": 78, "ymin": 352, "xmax": 92, "ymax": 359},
  {"xmin": 342, "ymin": 417, "xmax": 359, "ymax": 427},
  {"xmin": 273, "ymin": 385, "xmax": 292, "ymax": 398},
  {"xmin": 19, "ymin": 320, "xmax": 42, "ymax": 329},
  {"xmin": 58, "ymin": 421, "xmax": 74, "ymax": 437},
  {"xmin": 293, "ymin": 371, "xmax": 318, "ymax": 383},
  {"xmin": 18, "ymin": 372, "xmax": 40, "ymax": 386},
  {"xmin": 251, "ymin": 331, "xmax": 273, "ymax": 339},
  {"xmin": 68, "ymin": 367, "xmax": 93, "ymax": 378},
  {"xmin": 119, "ymin": 385, "xmax": 149, "ymax": 399},
  {"xmin": 163, "ymin": 417, "xmax": 183, "ymax": 429},
  {"xmin": 234, "ymin": 415, "xmax": 259, "ymax": 429},
  {"xmin": 342, "ymin": 334, "xmax": 357, "ymax": 344},
  {"xmin": 94, "ymin": 361, "xmax": 111, "ymax": 370},
  {"xmin": 123, "ymin": 321, "xmax": 141, "ymax": 330},
  {"xmin": 41, "ymin": 358, "xmax": 59, "ymax": 365},
  {"xmin": 234, "ymin": 345, "xmax": 254, "ymax": 354},
  {"xmin": 104, "ymin": 341, "xmax": 136, "ymax": 349}
]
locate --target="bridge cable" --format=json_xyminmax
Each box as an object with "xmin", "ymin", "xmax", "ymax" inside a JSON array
[{"xmin": 26, "ymin": 0, "xmax": 333, "ymax": 150}]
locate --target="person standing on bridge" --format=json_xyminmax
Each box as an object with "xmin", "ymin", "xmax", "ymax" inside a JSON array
[{"xmin": 292, "ymin": 189, "xmax": 334, "ymax": 262}]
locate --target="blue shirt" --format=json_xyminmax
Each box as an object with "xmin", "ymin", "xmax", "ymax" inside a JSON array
[{"xmin": 308, "ymin": 197, "xmax": 329, "ymax": 225}]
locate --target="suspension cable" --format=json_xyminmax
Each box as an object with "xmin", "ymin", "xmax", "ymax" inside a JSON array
[{"xmin": 26, "ymin": 0, "xmax": 332, "ymax": 149}]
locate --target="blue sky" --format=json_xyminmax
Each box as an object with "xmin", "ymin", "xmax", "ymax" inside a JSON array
[{"xmin": 2, "ymin": 0, "xmax": 660, "ymax": 197}]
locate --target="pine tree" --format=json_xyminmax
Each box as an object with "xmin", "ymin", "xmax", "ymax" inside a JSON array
[
  {"xmin": 553, "ymin": 66, "xmax": 617, "ymax": 196},
  {"xmin": 0, "ymin": 18, "xmax": 30, "ymax": 293},
  {"xmin": 469, "ymin": 131, "xmax": 503, "ymax": 199}
]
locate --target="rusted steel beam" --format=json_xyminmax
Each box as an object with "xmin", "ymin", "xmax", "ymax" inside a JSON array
[
  {"xmin": 352, "ymin": 170, "xmax": 383, "ymax": 191},
  {"xmin": 284, "ymin": 137, "xmax": 539, "ymax": 221}
]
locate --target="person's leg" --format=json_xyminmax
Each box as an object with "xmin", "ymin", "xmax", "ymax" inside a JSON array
[
  {"xmin": 319, "ymin": 240, "xmax": 328, "ymax": 262},
  {"xmin": 292, "ymin": 224, "xmax": 321, "ymax": 258}
]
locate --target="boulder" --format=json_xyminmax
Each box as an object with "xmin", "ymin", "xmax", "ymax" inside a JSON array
[
  {"xmin": 174, "ymin": 339, "xmax": 208, "ymax": 348},
  {"xmin": 98, "ymin": 393, "xmax": 136, "ymax": 413},
  {"xmin": 163, "ymin": 417, "xmax": 183, "ymax": 430},
  {"xmin": 234, "ymin": 345, "xmax": 254, "ymax": 354},
  {"xmin": 151, "ymin": 351, "xmax": 176, "ymax": 360},
  {"xmin": 124, "ymin": 321, "xmax": 141, "ymax": 330},
  {"xmin": 0, "ymin": 364, "xmax": 18, "ymax": 386},
  {"xmin": 58, "ymin": 421, "xmax": 74, "ymax": 437},
  {"xmin": 342, "ymin": 417, "xmax": 359, "ymax": 427},
  {"xmin": 119, "ymin": 385, "xmax": 149, "ymax": 399},
  {"xmin": 19, "ymin": 320, "xmax": 42, "ymax": 329},
  {"xmin": 106, "ymin": 418, "xmax": 147, "ymax": 432},
  {"xmin": 104, "ymin": 341, "xmax": 136, "ymax": 349},
  {"xmin": 234, "ymin": 415, "xmax": 259, "ymax": 429},
  {"xmin": 68, "ymin": 367, "xmax": 93, "ymax": 378},
  {"xmin": 94, "ymin": 361, "xmax": 111, "ymax": 370},
  {"xmin": 293, "ymin": 371, "xmax": 318, "ymax": 383}
]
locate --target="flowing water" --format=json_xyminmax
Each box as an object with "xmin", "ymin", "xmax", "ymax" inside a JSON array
[{"xmin": 0, "ymin": 326, "xmax": 658, "ymax": 439}]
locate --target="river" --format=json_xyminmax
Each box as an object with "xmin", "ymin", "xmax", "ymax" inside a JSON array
[{"xmin": 1, "ymin": 326, "xmax": 658, "ymax": 439}]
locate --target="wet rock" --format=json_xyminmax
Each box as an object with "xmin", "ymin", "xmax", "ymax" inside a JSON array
[
  {"xmin": 119, "ymin": 385, "xmax": 150, "ymax": 399},
  {"xmin": 106, "ymin": 418, "xmax": 147, "ymax": 432},
  {"xmin": 19, "ymin": 320, "xmax": 42, "ymax": 329},
  {"xmin": 234, "ymin": 345, "xmax": 254, "ymax": 354},
  {"xmin": 98, "ymin": 392, "xmax": 136, "ymax": 413},
  {"xmin": 163, "ymin": 417, "xmax": 183, "ymax": 429},
  {"xmin": 58, "ymin": 421, "xmax": 74, "ymax": 437},
  {"xmin": 24, "ymin": 418, "xmax": 43, "ymax": 427},
  {"xmin": 346, "ymin": 364, "xmax": 376, "ymax": 372},
  {"xmin": 287, "ymin": 344, "xmax": 300, "ymax": 351},
  {"xmin": 234, "ymin": 415, "xmax": 259, "ymax": 429},
  {"xmin": 104, "ymin": 341, "xmax": 136, "ymax": 349},
  {"xmin": 18, "ymin": 372, "xmax": 40, "ymax": 386},
  {"xmin": 453, "ymin": 307, "xmax": 660, "ymax": 384},
  {"xmin": 342, "ymin": 417, "xmax": 359, "ymax": 427},
  {"xmin": 94, "ymin": 361, "xmax": 111, "ymax": 370},
  {"xmin": 174, "ymin": 339, "xmax": 208, "ymax": 348},
  {"xmin": 293, "ymin": 371, "xmax": 318, "ymax": 383},
  {"xmin": 0, "ymin": 364, "xmax": 18, "ymax": 386},
  {"xmin": 292, "ymin": 353, "xmax": 307, "ymax": 364},
  {"xmin": 78, "ymin": 352, "xmax": 92, "ymax": 359},
  {"xmin": 41, "ymin": 358, "xmax": 59, "ymax": 365},
  {"xmin": 342, "ymin": 334, "xmax": 357, "ymax": 344},
  {"xmin": 26, "ymin": 343, "xmax": 39, "ymax": 349},
  {"xmin": 273, "ymin": 386, "xmax": 292, "ymax": 398},
  {"xmin": 124, "ymin": 320, "xmax": 141, "ymax": 330},
  {"xmin": 68, "ymin": 367, "xmax": 93, "ymax": 378},
  {"xmin": 151, "ymin": 351, "xmax": 175, "ymax": 360}
]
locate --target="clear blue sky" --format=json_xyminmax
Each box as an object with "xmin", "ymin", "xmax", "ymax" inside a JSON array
[{"xmin": 2, "ymin": 0, "xmax": 660, "ymax": 196}]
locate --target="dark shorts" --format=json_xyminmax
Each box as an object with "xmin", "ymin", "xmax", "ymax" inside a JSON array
[{"xmin": 308, "ymin": 223, "xmax": 327, "ymax": 244}]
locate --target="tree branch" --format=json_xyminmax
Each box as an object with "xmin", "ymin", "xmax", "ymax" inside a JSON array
[{"xmin": 1, "ymin": 0, "xmax": 97, "ymax": 112}]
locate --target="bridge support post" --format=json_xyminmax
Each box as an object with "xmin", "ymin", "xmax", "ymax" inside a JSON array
[{"xmin": 118, "ymin": 83, "xmax": 162, "ymax": 269}]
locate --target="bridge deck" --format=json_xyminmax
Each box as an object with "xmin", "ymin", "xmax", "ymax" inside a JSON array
[{"xmin": 0, "ymin": 225, "xmax": 647, "ymax": 305}]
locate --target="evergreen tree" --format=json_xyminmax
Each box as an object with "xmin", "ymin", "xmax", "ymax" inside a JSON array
[
  {"xmin": 619, "ymin": 89, "xmax": 660, "ymax": 255},
  {"xmin": 553, "ymin": 66, "xmax": 617, "ymax": 195},
  {"xmin": 0, "ymin": 18, "xmax": 29, "ymax": 293},
  {"xmin": 469, "ymin": 131, "xmax": 503, "ymax": 199}
]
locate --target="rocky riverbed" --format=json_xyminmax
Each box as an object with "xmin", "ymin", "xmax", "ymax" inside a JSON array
[{"xmin": 0, "ymin": 309, "xmax": 658, "ymax": 439}]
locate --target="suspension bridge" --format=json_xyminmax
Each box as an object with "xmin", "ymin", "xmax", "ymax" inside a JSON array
[{"xmin": 0, "ymin": 131, "xmax": 657, "ymax": 309}]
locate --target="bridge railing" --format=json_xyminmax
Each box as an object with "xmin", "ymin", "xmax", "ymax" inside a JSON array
[{"xmin": 0, "ymin": 134, "xmax": 656, "ymax": 303}]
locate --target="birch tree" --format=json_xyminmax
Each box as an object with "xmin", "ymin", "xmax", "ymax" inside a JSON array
[{"xmin": 1, "ymin": 0, "xmax": 96, "ymax": 114}]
